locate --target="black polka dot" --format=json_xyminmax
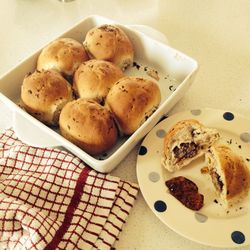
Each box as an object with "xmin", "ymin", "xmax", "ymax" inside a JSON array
[
  {"xmin": 139, "ymin": 146, "xmax": 147, "ymax": 155},
  {"xmin": 231, "ymin": 231, "xmax": 245, "ymax": 244},
  {"xmin": 223, "ymin": 112, "xmax": 234, "ymax": 121},
  {"xmin": 154, "ymin": 200, "xmax": 167, "ymax": 212}
]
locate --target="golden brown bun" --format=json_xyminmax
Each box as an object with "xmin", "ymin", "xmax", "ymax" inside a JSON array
[
  {"xmin": 21, "ymin": 70, "xmax": 73, "ymax": 126},
  {"xmin": 37, "ymin": 38, "xmax": 89, "ymax": 76},
  {"xmin": 162, "ymin": 119, "xmax": 220, "ymax": 172},
  {"xmin": 83, "ymin": 25, "xmax": 134, "ymax": 71},
  {"xmin": 105, "ymin": 76, "xmax": 161, "ymax": 135},
  {"xmin": 206, "ymin": 145, "xmax": 250, "ymax": 208},
  {"xmin": 59, "ymin": 98, "xmax": 118, "ymax": 155},
  {"xmin": 73, "ymin": 59, "xmax": 124, "ymax": 103}
]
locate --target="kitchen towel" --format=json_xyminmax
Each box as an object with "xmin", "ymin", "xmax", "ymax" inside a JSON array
[{"xmin": 0, "ymin": 128, "xmax": 139, "ymax": 249}]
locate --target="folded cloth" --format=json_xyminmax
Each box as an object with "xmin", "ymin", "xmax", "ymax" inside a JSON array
[{"xmin": 0, "ymin": 129, "xmax": 139, "ymax": 250}]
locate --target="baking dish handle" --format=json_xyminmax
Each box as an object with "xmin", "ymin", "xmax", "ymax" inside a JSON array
[
  {"xmin": 127, "ymin": 24, "xmax": 169, "ymax": 45},
  {"xmin": 13, "ymin": 111, "xmax": 61, "ymax": 148}
]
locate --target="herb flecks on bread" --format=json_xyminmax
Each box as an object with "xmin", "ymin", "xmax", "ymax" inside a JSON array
[{"xmin": 83, "ymin": 24, "xmax": 134, "ymax": 71}]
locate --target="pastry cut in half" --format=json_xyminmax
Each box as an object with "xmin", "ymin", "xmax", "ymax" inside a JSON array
[
  {"xmin": 206, "ymin": 145, "xmax": 250, "ymax": 208},
  {"xmin": 161, "ymin": 119, "xmax": 220, "ymax": 172}
]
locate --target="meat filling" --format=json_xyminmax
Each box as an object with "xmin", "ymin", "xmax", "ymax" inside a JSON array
[
  {"xmin": 165, "ymin": 176, "xmax": 204, "ymax": 211},
  {"xmin": 210, "ymin": 169, "xmax": 224, "ymax": 192},
  {"xmin": 173, "ymin": 142, "xmax": 198, "ymax": 162}
]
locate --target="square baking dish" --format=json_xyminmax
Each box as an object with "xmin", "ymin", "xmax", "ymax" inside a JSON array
[{"xmin": 0, "ymin": 15, "xmax": 198, "ymax": 173}]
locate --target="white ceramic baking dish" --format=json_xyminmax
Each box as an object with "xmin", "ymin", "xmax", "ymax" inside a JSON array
[{"xmin": 0, "ymin": 15, "xmax": 198, "ymax": 173}]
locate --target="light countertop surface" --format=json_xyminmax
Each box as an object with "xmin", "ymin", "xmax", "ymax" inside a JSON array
[{"xmin": 0, "ymin": 0, "xmax": 250, "ymax": 249}]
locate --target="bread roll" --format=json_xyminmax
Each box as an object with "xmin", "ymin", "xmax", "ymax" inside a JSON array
[
  {"xmin": 73, "ymin": 59, "xmax": 123, "ymax": 103},
  {"xmin": 37, "ymin": 38, "xmax": 89, "ymax": 77},
  {"xmin": 83, "ymin": 24, "xmax": 134, "ymax": 71},
  {"xmin": 59, "ymin": 98, "xmax": 118, "ymax": 155},
  {"xmin": 105, "ymin": 76, "xmax": 161, "ymax": 135},
  {"xmin": 161, "ymin": 119, "xmax": 220, "ymax": 172},
  {"xmin": 21, "ymin": 70, "xmax": 73, "ymax": 126},
  {"xmin": 206, "ymin": 145, "xmax": 250, "ymax": 208}
]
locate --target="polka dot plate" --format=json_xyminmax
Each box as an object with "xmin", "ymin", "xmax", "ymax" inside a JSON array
[{"xmin": 136, "ymin": 108, "xmax": 250, "ymax": 248}]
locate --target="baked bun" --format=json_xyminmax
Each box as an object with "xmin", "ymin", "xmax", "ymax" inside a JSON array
[
  {"xmin": 73, "ymin": 59, "xmax": 123, "ymax": 103},
  {"xmin": 105, "ymin": 76, "xmax": 161, "ymax": 135},
  {"xmin": 83, "ymin": 24, "xmax": 134, "ymax": 71},
  {"xmin": 37, "ymin": 38, "xmax": 89, "ymax": 77},
  {"xmin": 59, "ymin": 98, "xmax": 118, "ymax": 155},
  {"xmin": 162, "ymin": 119, "xmax": 220, "ymax": 172},
  {"xmin": 206, "ymin": 145, "xmax": 250, "ymax": 208},
  {"xmin": 21, "ymin": 70, "xmax": 73, "ymax": 126}
]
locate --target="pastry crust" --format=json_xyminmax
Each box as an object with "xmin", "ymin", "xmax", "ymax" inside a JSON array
[
  {"xmin": 206, "ymin": 145, "xmax": 250, "ymax": 207},
  {"xmin": 59, "ymin": 98, "xmax": 118, "ymax": 155},
  {"xmin": 37, "ymin": 38, "xmax": 89, "ymax": 76},
  {"xmin": 21, "ymin": 70, "xmax": 73, "ymax": 126},
  {"xmin": 105, "ymin": 76, "xmax": 161, "ymax": 135},
  {"xmin": 73, "ymin": 59, "xmax": 123, "ymax": 103},
  {"xmin": 83, "ymin": 25, "xmax": 134, "ymax": 71}
]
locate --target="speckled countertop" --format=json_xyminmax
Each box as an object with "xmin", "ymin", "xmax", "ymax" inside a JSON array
[{"xmin": 0, "ymin": 1, "xmax": 250, "ymax": 249}]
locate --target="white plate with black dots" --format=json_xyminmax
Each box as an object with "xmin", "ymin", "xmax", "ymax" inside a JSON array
[{"xmin": 136, "ymin": 108, "xmax": 250, "ymax": 248}]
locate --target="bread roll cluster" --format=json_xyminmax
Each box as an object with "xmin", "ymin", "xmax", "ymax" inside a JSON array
[
  {"xmin": 21, "ymin": 38, "xmax": 88, "ymax": 126},
  {"xmin": 21, "ymin": 24, "xmax": 161, "ymax": 155}
]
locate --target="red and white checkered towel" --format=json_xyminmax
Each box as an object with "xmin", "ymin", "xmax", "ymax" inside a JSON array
[{"xmin": 0, "ymin": 129, "xmax": 139, "ymax": 250}]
